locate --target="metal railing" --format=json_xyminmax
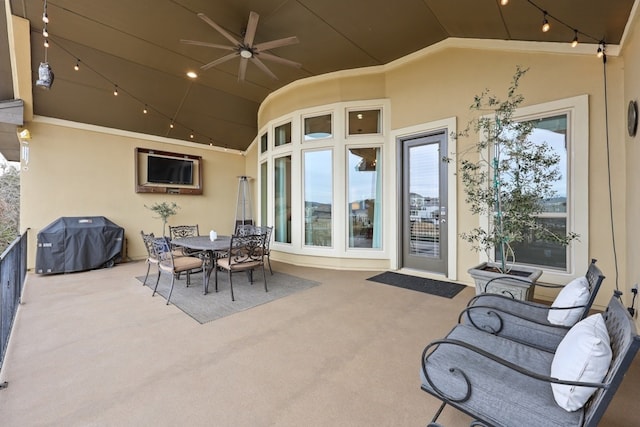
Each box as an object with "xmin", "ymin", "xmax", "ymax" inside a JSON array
[{"xmin": 0, "ymin": 230, "xmax": 28, "ymax": 374}]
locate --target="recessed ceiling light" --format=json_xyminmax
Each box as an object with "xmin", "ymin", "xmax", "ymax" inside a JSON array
[{"xmin": 186, "ymin": 71, "xmax": 198, "ymax": 79}]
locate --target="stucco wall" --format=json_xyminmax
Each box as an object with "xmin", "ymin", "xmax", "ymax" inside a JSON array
[
  {"xmin": 20, "ymin": 119, "xmax": 245, "ymax": 268},
  {"xmin": 623, "ymin": 13, "xmax": 640, "ymax": 323},
  {"xmin": 258, "ymin": 41, "xmax": 627, "ymax": 309}
]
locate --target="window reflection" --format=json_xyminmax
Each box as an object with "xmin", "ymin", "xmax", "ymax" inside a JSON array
[
  {"xmin": 304, "ymin": 150, "xmax": 332, "ymax": 247},
  {"xmin": 348, "ymin": 109, "xmax": 381, "ymax": 135},
  {"xmin": 260, "ymin": 133, "xmax": 268, "ymax": 153},
  {"xmin": 495, "ymin": 114, "xmax": 569, "ymax": 269},
  {"xmin": 260, "ymin": 162, "xmax": 268, "ymax": 226},
  {"xmin": 304, "ymin": 114, "xmax": 332, "ymax": 141},
  {"xmin": 348, "ymin": 147, "xmax": 381, "ymax": 248},
  {"xmin": 275, "ymin": 122, "xmax": 291, "ymax": 147},
  {"xmin": 274, "ymin": 156, "xmax": 291, "ymax": 243}
]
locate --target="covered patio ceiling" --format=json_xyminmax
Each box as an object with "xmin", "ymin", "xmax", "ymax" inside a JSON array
[{"xmin": 0, "ymin": 0, "xmax": 637, "ymax": 161}]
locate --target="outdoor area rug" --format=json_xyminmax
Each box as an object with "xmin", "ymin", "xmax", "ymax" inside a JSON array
[
  {"xmin": 137, "ymin": 271, "xmax": 320, "ymax": 324},
  {"xmin": 366, "ymin": 271, "xmax": 466, "ymax": 299}
]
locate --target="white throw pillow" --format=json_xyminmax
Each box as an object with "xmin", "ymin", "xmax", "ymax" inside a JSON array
[
  {"xmin": 551, "ymin": 313, "xmax": 612, "ymax": 412},
  {"xmin": 547, "ymin": 276, "xmax": 590, "ymax": 326}
]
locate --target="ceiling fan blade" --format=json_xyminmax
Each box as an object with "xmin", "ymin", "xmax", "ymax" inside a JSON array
[
  {"xmin": 238, "ymin": 57, "xmax": 248, "ymax": 81},
  {"xmin": 255, "ymin": 36, "xmax": 299, "ymax": 52},
  {"xmin": 251, "ymin": 57, "xmax": 278, "ymax": 80},
  {"xmin": 197, "ymin": 13, "xmax": 240, "ymax": 46},
  {"xmin": 180, "ymin": 40, "xmax": 235, "ymax": 50},
  {"xmin": 201, "ymin": 52, "xmax": 238, "ymax": 70},
  {"xmin": 243, "ymin": 11, "xmax": 259, "ymax": 47},
  {"xmin": 258, "ymin": 52, "xmax": 302, "ymax": 68}
]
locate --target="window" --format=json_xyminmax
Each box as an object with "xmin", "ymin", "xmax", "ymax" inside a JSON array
[
  {"xmin": 260, "ymin": 162, "xmax": 268, "ymax": 226},
  {"xmin": 348, "ymin": 109, "xmax": 381, "ymax": 135},
  {"xmin": 496, "ymin": 114, "xmax": 570, "ymax": 270},
  {"xmin": 275, "ymin": 122, "xmax": 292, "ymax": 147},
  {"xmin": 274, "ymin": 156, "xmax": 292, "ymax": 244},
  {"xmin": 260, "ymin": 133, "xmax": 268, "ymax": 153},
  {"xmin": 304, "ymin": 150, "xmax": 333, "ymax": 247},
  {"xmin": 348, "ymin": 147, "xmax": 382, "ymax": 248},
  {"xmin": 304, "ymin": 114, "xmax": 332, "ymax": 141}
]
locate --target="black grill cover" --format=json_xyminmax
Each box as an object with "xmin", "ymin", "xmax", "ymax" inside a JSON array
[{"xmin": 36, "ymin": 216, "xmax": 124, "ymax": 274}]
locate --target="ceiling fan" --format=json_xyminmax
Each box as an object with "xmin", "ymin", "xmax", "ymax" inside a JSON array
[{"xmin": 181, "ymin": 11, "xmax": 301, "ymax": 81}]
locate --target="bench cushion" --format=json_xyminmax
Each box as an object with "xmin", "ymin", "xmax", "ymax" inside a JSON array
[
  {"xmin": 551, "ymin": 313, "xmax": 612, "ymax": 411},
  {"xmin": 421, "ymin": 324, "xmax": 583, "ymax": 427}
]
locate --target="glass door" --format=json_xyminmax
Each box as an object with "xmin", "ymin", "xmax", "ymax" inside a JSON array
[{"xmin": 401, "ymin": 132, "xmax": 448, "ymax": 274}]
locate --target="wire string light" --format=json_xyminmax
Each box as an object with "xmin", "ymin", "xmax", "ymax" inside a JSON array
[
  {"xmin": 501, "ymin": 0, "xmax": 604, "ymax": 54},
  {"xmin": 36, "ymin": 1, "xmax": 610, "ymax": 143}
]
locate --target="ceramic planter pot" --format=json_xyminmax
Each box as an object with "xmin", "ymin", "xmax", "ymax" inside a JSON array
[{"xmin": 468, "ymin": 262, "xmax": 542, "ymax": 301}]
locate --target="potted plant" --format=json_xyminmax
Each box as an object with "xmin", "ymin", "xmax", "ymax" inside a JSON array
[
  {"xmin": 145, "ymin": 201, "xmax": 180, "ymax": 236},
  {"xmin": 453, "ymin": 66, "xmax": 578, "ymax": 299}
]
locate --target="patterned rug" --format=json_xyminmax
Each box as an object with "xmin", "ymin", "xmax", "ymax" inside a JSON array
[{"xmin": 137, "ymin": 270, "xmax": 320, "ymax": 323}]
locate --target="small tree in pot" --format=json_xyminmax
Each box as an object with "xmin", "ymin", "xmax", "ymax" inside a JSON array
[
  {"xmin": 454, "ymin": 66, "xmax": 578, "ymax": 297},
  {"xmin": 145, "ymin": 201, "xmax": 180, "ymax": 237}
]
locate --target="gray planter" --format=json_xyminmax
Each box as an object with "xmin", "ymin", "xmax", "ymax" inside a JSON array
[{"xmin": 468, "ymin": 262, "xmax": 542, "ymax": 301}]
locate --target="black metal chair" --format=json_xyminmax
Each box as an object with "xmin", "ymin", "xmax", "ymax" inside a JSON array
[
  {"xmin": 151, "ymin": 237, "xmax": 204, "ymax": 305},
  {"xmin": 256, "ymin": 225, "xmax": 274, "ymax": 274},
  {"xmin": 140, "ymin": 230, "xmax": 159, "ymax": 286},
  {"xmin": 215, "ymin": 233, "xmax": 267, "ymax": 301},
  {"xmin": 169, "ymin": 224, "xmax": 201, "ymax": 255}
]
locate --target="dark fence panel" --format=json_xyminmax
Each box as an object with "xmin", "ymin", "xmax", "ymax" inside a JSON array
[{"xmin": 0, "ymin": 231, "xmax": 28, "ymax": 372}]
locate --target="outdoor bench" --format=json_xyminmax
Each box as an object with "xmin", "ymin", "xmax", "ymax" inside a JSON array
[{"xmin": 420, "ymin": 292, "xmax": 639, "ymax": 427}]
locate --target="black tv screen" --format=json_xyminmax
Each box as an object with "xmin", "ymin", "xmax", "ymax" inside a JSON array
[{"xmin": 147, "ymin": 155, "xmax": 194, "ymax": 185}]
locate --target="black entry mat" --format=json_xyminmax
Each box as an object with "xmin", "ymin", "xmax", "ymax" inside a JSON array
[{"xmin": 366, "ymin": 271, "xmax": 466, "ymax": 299}]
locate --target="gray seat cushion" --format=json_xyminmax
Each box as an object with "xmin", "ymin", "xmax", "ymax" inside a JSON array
[{"xmin": 421, "ymin": 324, "xmax": 583, "ymax": 427}]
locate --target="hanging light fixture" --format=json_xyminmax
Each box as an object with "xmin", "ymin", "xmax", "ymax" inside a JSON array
[
  {"xmin": 74, "ymin": 59, "xmax": 80, "ymax": 70},
  {"xmin": 36, "ymin": 0, "xmax": 54, "ymax": 89},
  {"xmin": 36, "ymin": 62, "xmax": 54, "ymax": 89},
  {"xmin": 113, "ymin": 85, "xmax": 118, "ymax": 96},
  {"xmin": 541, "ymin": 12, "xmax": 550, "ymax": 32},
  {"xmin": 597, "ymin": 42, "xmax": 606, "ymax": 59},
  {"xmin": 571, "ymin": 30, "xmax": 579, "ymax": 47},
  {"xmin": 42, "ymin": 0, "xmax": 49, "ymax": 23}
]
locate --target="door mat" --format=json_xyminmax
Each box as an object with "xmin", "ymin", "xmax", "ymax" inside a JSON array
[{"xmin": 366, "ymin": 271, "xmax": 466, "ymax": 299}]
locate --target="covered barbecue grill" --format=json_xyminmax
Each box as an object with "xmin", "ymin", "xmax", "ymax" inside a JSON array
[{"xmin": 36, "ymin": 216, "xmax": 124, "ymax": 274}]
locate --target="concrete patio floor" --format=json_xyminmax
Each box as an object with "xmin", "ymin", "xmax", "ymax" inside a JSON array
[{"xmin": 0, "ymin": 260, "xmax": 638, "ymax": 426}]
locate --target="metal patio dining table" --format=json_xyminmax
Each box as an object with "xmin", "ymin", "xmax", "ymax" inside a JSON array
[{"xmin": 171, "ymin": 235, "xmax": 230, "ymax": 294}]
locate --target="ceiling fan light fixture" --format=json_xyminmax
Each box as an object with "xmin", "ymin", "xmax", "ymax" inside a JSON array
[{"xmin": 240, "ymin": 49, "xmax": 253, "ymax": 59}]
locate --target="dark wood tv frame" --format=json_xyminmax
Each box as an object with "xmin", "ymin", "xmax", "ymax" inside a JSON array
[{"xmin": 135, "ymin": 147, "xmax": 203, "ymax": 195}]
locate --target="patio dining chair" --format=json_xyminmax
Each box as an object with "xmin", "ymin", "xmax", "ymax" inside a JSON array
[
  {"xmin": 234, "ymin": 224, "xmax": 274, "ymax": 274},
  {"xmin": 215, "ymin": 233, "xmax": 267, "ymax": 301},
  {"xmin": 234, "ymin": 223, "xmax": 257, "ymax": 236},
  {"xmin": 169, "ymin": 224, "xmax": 201, "ymax": 255},
  {"xmin": 151, "ymin": 237, "xmax": 204, "ymax": 305},
  {"xmin": 256, "ymin": 225, "xmax": 274, "ymax": 274},
  {"xmin": 140, "ymin": 230, "xmax": 159, "ymax": 286}
]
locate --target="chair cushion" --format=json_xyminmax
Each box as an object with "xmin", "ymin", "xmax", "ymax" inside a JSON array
[
  {"xmin": 547, "ymin": 276, "xmax": 590, "ymax": 326},
  {"xmin": 217, "ymin": 257, "xmax": 261, "ymax": 271},
  {"xmin": 172, "ymin": 256, "xmax": 203, "ymax": 272},
  {"xmin": 550, "ymin": 313, "xmax": 612, "ymax": 412}
]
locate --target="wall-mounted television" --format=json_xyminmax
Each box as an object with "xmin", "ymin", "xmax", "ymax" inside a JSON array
[
  {"xmin": 147, "ymin": 155, "xmax": 194, "ymax": 185},
  {"xmin": 135, "ymin": 148, "xmax": 203, "ymax": 195}
]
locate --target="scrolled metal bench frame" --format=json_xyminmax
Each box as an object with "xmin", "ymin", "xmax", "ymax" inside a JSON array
[{"xmin": 420, "ymin": 292, "xmax": 640, "ymax": 427}]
